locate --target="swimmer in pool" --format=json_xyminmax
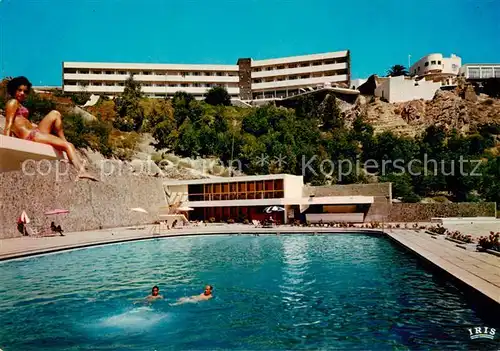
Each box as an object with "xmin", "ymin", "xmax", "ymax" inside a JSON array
[
  {"xmin": 171, "ymin": 285, "xmax": 213, "ymax": 305},
  {"xmin": 146, "ymin": 285, "xmax": 163, "ymax": 302}
]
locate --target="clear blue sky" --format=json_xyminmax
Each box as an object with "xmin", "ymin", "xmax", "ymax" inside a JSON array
[{"xmin": 1, "ymin": 0, "xmax": 499, "ymax": 85}]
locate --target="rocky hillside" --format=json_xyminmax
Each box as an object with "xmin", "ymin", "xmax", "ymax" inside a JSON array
[{"xmin": 358, "ymin": 89, "xmax": 500, "ymax": 138}]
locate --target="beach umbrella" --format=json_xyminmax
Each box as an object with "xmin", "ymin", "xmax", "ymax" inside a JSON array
[
  {"xmin": 44, "ymin": 209, "xmax": 70, "ymax": 215},
  {"xmin": 130, "ymin": 207, "xmax": 148, "ymax": 214},
  {"xmin": 264, "ymin": 206, "xmax": 285, "ymax": 213},
  {"xmin": 20, "ymin": 210, "xmax": 30, "ymax": 224}
]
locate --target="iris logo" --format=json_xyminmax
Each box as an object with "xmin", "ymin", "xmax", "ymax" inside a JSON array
[{"xmin": 468, "ymin": 326, "xmax": 496, "ymax": 340}]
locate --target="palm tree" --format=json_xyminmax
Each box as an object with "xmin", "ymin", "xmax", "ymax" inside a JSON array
[{"xmin": 387, "ymin": 65, "xmax": 408, "ymax": 77}]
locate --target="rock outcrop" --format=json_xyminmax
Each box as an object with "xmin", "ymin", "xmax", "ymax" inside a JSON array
[{"xmin": 358, "ymin": 89, "xmax": 500, "ymax": 137}]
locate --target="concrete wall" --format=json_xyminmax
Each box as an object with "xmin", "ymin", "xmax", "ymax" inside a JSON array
[
  {"xmin": 305, "ymin": 182, "xmax": 391, "ymax": 198},
  {"xmin": 0, "ymin": 162, "xmax": 166, "ymax": 239},
  {"xmin": 375, "ymin": 76, "xmax": 442, "ymax": 103},
  {"xmin": 388, "ymin": 203, "xmax": 496, "ymax": 222}
]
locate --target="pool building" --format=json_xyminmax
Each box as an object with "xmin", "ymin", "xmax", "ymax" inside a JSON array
[{"xmin": 163, "ymin": 174, "xmax": 391, "ymax": 224}]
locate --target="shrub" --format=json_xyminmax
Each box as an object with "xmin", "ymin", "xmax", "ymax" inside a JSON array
[
  {"xmin": 447, "ymin": 231, "xmax": 474, "ymax": 243},
  {"xmin": 428, "ymin": 225, "xmax": 447, "ymax": 235},
  {"xmin": 478, "ymin": 231, "xmax": 500, "ymax": 251}
]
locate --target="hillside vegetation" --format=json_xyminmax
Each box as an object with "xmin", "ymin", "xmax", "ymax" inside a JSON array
[{"xmin": 1, "ymin": 76, "xmax": 499, "ymax": 205}]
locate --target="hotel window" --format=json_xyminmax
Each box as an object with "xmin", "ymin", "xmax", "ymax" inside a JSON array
[
  {"xmin": 181, "ymin": 83, "xmax": 188, "ymax": 87},
  {"xmin": 266, "ymin": 67, "xmax": 273, "ymax": 71},
  {"xmin": 468, "ymin": 68, "xmax": 480, "ymax": 79},
  {"xmin": 325, "ymin": 59, "xmax": 335, "ymax": 64},
  {"xmin": 301, "ymin": 75, "xmax": 309, "ymax": 79},
  {"xmin": 452, "ymin": 64, "xmax": 458, "ymax": 71},
  {"xmin": 216, "ymin": 72, "xmax": 223, "ymax": 76},
  {"xmin": 118, "ymin": 71, "xmax": 126, "ymax": 75},
  {"xmin": 277, "ymin": 65, "xmax": 285, "ymax": 70},
  {"xmin": 425, "ymin": 62, "xmax": 429, "ymax": 67},
  {"xmin": 313, "ymin": 61, "xmax": 322, "ymax": 66},
  {"xmin": 288, "ymin": 63, "xmax": 297, "ymax": 68},
  {"xmin": 193, "ymin": 83, "xmax": 200, "ymax": 87},
  {"xmin": 431, "ymin": 61, "xmax": 436, "ymax": 65},
  {"xmin": 494, "ymin": 68, "xmax": 500, "ymax": 78},
  {"xmin": 143, "ymin": 71, "xmax": 150, "ymax": 75},
  {"xmin": 300, "ymin": 63, "xmax": 309, "ymax": 67},
  {"xmin": 438, "ymin": 60, "xmax": 442, "ymax": 65},
  {"xmin": 105, "ymin": 70, "xmax": 113, "ymax": 75},
  {"xmin": 481, "ymin": 67, "xmax": 493, "ymax": 79},
  {"xmin": 289, "ymin": 76, "xmax": 297, "ymax": 80}
]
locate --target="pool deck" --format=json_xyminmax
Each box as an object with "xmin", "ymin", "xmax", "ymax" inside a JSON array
[{"xmin": 1, "ymin": 224, "xmax": 499, "ymax": 306}]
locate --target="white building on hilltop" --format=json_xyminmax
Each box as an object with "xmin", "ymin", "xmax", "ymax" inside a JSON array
[
  {"xmin": 62, "ymin": 50, "xmax": 351, "ymax": 101},
  {"xmin": 374, "ymin": 75, "xmax": 442, "ymax": 103},
  {"xmin": 409, "ymin": 53, "xmax": 462, "ymax": 80},
  {"xmin": 62, "ymin": 62, "xmax": 241, "ymax": 100}
]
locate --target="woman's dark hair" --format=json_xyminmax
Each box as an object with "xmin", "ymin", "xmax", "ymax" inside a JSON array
[
  {"xmin": 7, "ymin": 76, "xmax": 32, "ymax": 97},
  {"xmin": 152, "ymin": 285, "xmax": 159, "ymax": 293}
]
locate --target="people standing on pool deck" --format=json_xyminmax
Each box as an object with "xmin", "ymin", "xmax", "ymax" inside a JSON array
[
  {"xmin": 171, "ymin": 285, "xmax": 213, "ymax": 305},
  {"xmin": 3, "ymin": 76, "xmax": 98, "ymax": 181},
  {"xmin": 146, "ymin": 286, "xmax": 163, "ymax": 301}
]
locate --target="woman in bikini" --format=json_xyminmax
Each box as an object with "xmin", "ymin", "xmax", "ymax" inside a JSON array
[{"xmin": 3, "ymin": 76, "xmax": 97, "ymax": 181}]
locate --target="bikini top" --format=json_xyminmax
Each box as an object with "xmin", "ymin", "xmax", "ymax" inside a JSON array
[{"xmin": 15, "ymin": 105, "xmax": 29, "ymax": 118}]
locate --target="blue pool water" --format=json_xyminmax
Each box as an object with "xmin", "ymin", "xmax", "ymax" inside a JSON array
[{"xmin": 0, "ymin": 234, "xmax": 498, "ymax": 350}]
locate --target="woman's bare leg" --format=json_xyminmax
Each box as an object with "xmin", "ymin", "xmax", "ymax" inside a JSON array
[
  {"xmin": 33, "ymin": 132, "xmax": 98, "ymax": 181},
  {"xmin": 37, "ymin": 110, "xmax": 67, "ymax": 142}
]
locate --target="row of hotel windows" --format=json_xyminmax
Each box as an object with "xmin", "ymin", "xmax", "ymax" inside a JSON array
[
  {"xmin": 252, "ymin": 89, "xmax": 301, "ymax": 99},
  {"xmin": 64, "ymin": 81, "xmax": 236, "ymax": 88},
  {"xmin": 253, "ymin": 70, "xmax": 347, "ymax": 83},
  {"xmin": 413, "ymin": 62, "xmax": 459, "ymax": 75},
  {"xmin": 64, "ymin": 69, "xmax": 238, "ymax": 77},
  {"xmin": 187, "ymin": 180, "xmax": 285, "ymax": 201},
  {"xmin": 467, "ymin": 67, "xmax": 500, "ymax": 79},
  {"xmin": 252, "ymin": 57, "xmax": 347, "ymax": 72}
]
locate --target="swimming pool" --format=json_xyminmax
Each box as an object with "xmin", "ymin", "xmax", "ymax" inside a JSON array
[{"xmin": 0, "ymin": 234, "xmax": 497, "ymax": 350}]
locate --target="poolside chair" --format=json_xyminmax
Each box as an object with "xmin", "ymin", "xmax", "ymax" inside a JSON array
[{"xmin": 252, "ymin": 220, "xmax": 262, "ymax": 228}]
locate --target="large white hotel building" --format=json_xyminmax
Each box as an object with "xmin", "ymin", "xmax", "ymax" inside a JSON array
[{"xmin": 62, "ymin": 50, "xmax": 350, "ymax": 101}]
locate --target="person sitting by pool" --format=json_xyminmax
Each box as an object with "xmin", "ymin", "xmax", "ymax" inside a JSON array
[
  {"xmin": 50, "ymin": 221, "xmax": 64, "ymax": 236},
  {"xmin": 3, "ymin": 76, "xmax": 98, "ymax": 181},
  {"xmin": 171, "ymin": 285, "xmax": 213, "ymax": 305},
  {"xmin": 146, "ymin": 286, "xmax": 163, "ymax": 301}
]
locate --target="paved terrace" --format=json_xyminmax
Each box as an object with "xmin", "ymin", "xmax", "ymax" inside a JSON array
[{"xmin": 0, "ymin": 224, "xmax": 499, "ymax": 307}]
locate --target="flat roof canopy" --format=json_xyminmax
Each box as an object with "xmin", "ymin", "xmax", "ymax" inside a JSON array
[
  {"xmin": 185, "ymin": 196, "xmax": 374, "ymax": 208},
  {"xmin": 163, "ymin": 174, "xmax": 302, "ymax": 186}
]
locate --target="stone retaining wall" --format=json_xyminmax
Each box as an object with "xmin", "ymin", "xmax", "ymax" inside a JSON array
[
  {"xmin": 0, "ymin": 161, "xmax": 166, "ymax": 239},
  {"xmin": 388, "ymin": 203, "xmax": 497, "ymax": 222}
]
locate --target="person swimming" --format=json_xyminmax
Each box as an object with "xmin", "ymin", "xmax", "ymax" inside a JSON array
[
  {"xmin": 146, "ymin": 285, "xmax": 163, "ymax": 302},
  {"xmin": 171, "ymin": 285, "xmax": 213, "ymax": 305}
]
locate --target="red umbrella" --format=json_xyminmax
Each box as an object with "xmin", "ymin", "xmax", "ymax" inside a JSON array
[{"xmin": 44, "ymin": 209, "xmax": 70, "ymax": 215}]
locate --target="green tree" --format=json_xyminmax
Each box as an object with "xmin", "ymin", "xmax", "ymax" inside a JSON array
[
  {"xmin": 318, "ymin": 94, "xmax": 344, "ymax": 130},
  {"xmin": 205, "ymin": 86, "xmax": 231, "ymax": 106},
  {"xmin": 387, "ymin": 64, "xmax": 408, "ymax": 77},
  {"xmin": 114, "ymin": 74, "xmax": 144, "ymax": 131},
  {"xmin": 380, "ymin": 173, "xmax": 420, "ymax": 203}
]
